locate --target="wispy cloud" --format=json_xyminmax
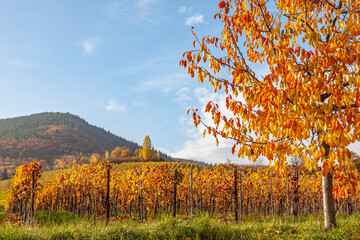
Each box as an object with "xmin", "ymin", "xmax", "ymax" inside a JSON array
[
  {"xmin": 115, "ymin": 56, "xmax": 175, "ymax": 76},
  {"xmin": 178, "ymin": 6, "xmax": 191, "ymax": 14},
  {"xmin": 185, "ymin": 13, "xmax": 204, "ymax": 26},
  {"xmin": 135, "ymin": 0, "xmax": 159, "ymax": 22},
  {"xmin": 140, "ymin": 79, "xmax": 172, "ymax": 93},
  {"xmin": 133, "ymin": 102, "xmax": 145, "ymax": 107},
  {"xmin": 175, "ymin": 87, "xmax": 192, "ymax": 104},
  {"xmin": 102, "ymin": 2, "xmax": 128, "ymax": 17},
  {"xmin": 103, "ymin": 0, "xmax": 160, "ymax": 23},
  {"xmin": 135, "ymin": 0, "xmax": 158, "ymax": 8},
  {"xmin": 106, "ymin": 99, "xmax": 126, "ymax": 112},
  {"xmin": 2, "ymin": 57, "xmax": 37, "ymax": 68},
  {"xmin": 139, "ymin": 73, "xmax": 190, "ymax": 93},
  {"xmin": 81, "ymin": 37, "xmax": 100, "ymax": 56}
]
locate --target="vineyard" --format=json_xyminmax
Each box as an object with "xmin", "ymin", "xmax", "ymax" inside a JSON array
[{"xmin": 6, "ymin": 160, "xmax": 360, "ymax": 225}]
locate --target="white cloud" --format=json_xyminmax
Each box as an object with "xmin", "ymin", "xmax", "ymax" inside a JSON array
[
  {"xmin": 349, "ymin": 142, "xmax": 360, "ymax": 156},
  {"xmin": 135, "ymin": 0, "xmax": 160, "ymax": 22},
  {"xmin": 106, "ymin": 99, "xmax": 126, "ymax": 112},
  {"xmin": 102, "ymin": 2, "xmax": 128, "ymax": 17},
  {"xmin": 103, "ymin": 0, "xmax": 159, "ymax": 23},
  {"xmin": 170, "ymin": 87, "xmax": 249, "ymax": 164},
  {"xmin": 81, "ymin": 37, "xmax": 100, "ymax": 56},
  {"xmin": 178, "ymin": 6, "xmax": 191, "ymax": 14},
  {"xmin": 133, "ymin": 102, "xmax": 145, "ymax": 107},
  {"xmin": 171, "ymin": 134, "xmax": 239, "ymax": 164},
  {"xmin": 185, "ymin": 13, "xmax": 204, "ymax": 26},
  {"xmin": 135, "ymin": 0, "xmax": 158, "ymax": 8},
  {"xmin": 2, "ymin": 57, "xmax": 37, "ymax": 68},
  {"xmin": 139, "ymin": 73, "xmax": 189, "ymax": 93},
  {"xmin": 116, "ymin": 56, "xmax": 175, "ymax": 76},
  {"xmin": 175, "ymin": 87, "xmax": 192, "ymax": 104},
  {"xmin": 141, "ymin": 79, "xmax": 172, "ymax": 93}
]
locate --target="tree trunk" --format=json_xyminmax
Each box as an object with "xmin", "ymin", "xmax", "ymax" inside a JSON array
[
  {"xmin": 322, "ymin": 172, "xmax": 336, "ymax": 230},
  {"xmin": 322, "ymin": 142, "xmax": 336, "ymax": 230}
]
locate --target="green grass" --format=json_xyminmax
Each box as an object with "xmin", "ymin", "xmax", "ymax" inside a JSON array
[{"xmin": 0, "ymin": 212, "xmax": 358, "ymax": 239}]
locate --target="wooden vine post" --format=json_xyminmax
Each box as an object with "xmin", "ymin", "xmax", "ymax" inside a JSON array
[
  {"xmin": 106, "ymin": 167, "xmax": 110, "ymax": 223},
  {"xmin": 154, "ymin": 185, "xmax": 158, "ymax": 218},
  {"xmin": 27, "ymin": 170, "xmax": 35, "ymax": 225},
  {"xmin": 93, "ymin": 174, "xmax": 97, "ymax": 225},
  {"xmin": 293, "ymin": 169, "xmax": 299, "ymax": 217},
  {"xmin": 67, "ymin": 174, "xmax": 71, "ymax": 213},
  {"xmin": 239, "ymin": 171, "xmax": 243, "ymax": 220},
  {"xmin": 190, "ymin": 171, "xmax": 194, "ymax": 219},
  {"xmin": 139, "ymin": 171, "xmax": 144, "ymax": 222},
  {"xmin": 287, "ymin": 174, "xmax": 290, "ymax": 215},
  {"xmin": 234, "ymin": 168, "xmax": 239, "ymax": 222},
  {"xmin": 173, "ymin": 169, "xmax": 177, "ymax": 218},
  {"xmin": 84, "ymin": 178, "xmax": 87, "ymax": 217}
]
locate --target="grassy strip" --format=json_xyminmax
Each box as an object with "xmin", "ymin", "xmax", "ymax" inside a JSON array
[{"xmin": 0, "ymin": 212, "xmax": 358, "ymax": 239}]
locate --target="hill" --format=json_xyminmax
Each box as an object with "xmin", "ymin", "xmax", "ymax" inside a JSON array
[{"xmin": 0, "ymin": 112, "xmax": 140, "ymax": 171}]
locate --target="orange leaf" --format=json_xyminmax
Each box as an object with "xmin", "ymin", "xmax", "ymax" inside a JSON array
[{"xmin": 218, "ymin": 1, "xmax": 226, "ymax": 10}]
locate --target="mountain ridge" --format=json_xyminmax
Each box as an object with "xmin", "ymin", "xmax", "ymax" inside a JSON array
[{"xmin": 0, "ymin": 112, "xmax": 140, "ymax": 170}]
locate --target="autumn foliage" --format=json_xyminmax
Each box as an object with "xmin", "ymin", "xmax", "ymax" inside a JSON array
[
  {"xmin": 6, "ymin": 161, "xmax": 360, "ymax": 222},
  {"xmin": 7, "ymin": 159, "xmax": 42, "ymax": 216},
  {"xmin": 180, "ymin": 0, "xmax": 360, "ymax": 229},
  {"xmin": 142, "ymin": 136, "xmax": 152, "ymax": 160},
  {"xmin": 181, "ymin": 0, "xmax": 359, "ymax": 181}
]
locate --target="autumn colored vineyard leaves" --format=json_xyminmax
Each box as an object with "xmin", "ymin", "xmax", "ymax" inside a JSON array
[
  {"xmin": 7, "ymin": 159, "xmax": 41, "ymax": 224},
  {"xmin": 7, "ymin": 160, "xmax": 360, "ymax": 223}
]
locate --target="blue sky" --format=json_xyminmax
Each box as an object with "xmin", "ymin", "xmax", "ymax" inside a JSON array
[
  {"xmin": 0, "ymin": 0, "xmax": 359, "ymax": 164},
  {"xmin": 0, "ymin": 0, "xmax": 242, "ymax": 164}
]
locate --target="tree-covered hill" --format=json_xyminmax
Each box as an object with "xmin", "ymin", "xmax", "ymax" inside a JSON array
[{"xmin": 0, "ymin": 112, "xmax": 140, "ymax": 170}]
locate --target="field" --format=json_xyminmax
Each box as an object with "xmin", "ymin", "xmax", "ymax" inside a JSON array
[
  {"xmin": 2, "ymin": 161, "xmax": 360, "ymax": 239},
  {"xmin": 0, "ymin": 211, "xmax": 359, "ymax": 239}
]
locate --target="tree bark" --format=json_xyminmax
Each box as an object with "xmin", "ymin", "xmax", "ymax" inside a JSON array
[
  {"xmin": 322, "ymin": 173, "xmax": 336, "ymax": 230},
  {"xmin": 322, "ymin": 142, "xmax": 336, "ymax": 230}
]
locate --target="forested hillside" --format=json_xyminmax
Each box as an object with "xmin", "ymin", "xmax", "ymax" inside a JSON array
[{"xmin": 0, "ymin": 112, "xmax": 140, "ymax": 172}]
